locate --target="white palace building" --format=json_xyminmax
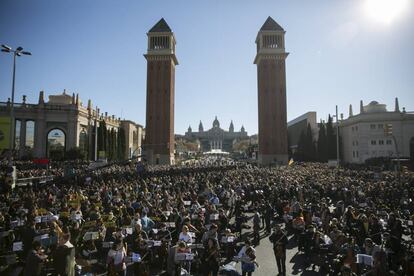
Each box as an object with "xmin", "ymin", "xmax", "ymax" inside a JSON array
[{"xmin": 340, "ymin": 98, "xmax": 414, "ymax": 164}]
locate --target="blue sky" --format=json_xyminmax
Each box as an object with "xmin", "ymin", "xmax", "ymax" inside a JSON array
[{"xmin": 1, "ymin": 0, "xmax": 413, "ymax": 134}]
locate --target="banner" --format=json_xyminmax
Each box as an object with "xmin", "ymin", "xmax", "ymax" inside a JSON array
[{"xmin": 0, "ymin": 117, "xmax": 11, "ymax": 152}]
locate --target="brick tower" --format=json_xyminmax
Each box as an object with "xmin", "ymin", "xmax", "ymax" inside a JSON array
[
  {"xmin": 144, "ymin": 18, "xmax": 178, "ymax": 165},
  {"xmin": 254, "ymin": 17, "xmax": 288, "ymax": 165}
]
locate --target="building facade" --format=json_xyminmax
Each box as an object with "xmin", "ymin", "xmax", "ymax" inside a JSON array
[
  {"xmin": 184, "ymin": 117, "xmax": 248, "ymax": 152},
  {"xmin": 254, "ymin": 17, "xmax": 289, "ymax": 165},
  {"xmin": 287, "ymin": 112, "xmax": 319, "ymax": 153},
  {"xmin": 144, "ymin": 18, "xmax": 178, "ymax": 165},
  {"xmin": 0, "ymin": 90, "xmax": 143, "ymax": 160},
  {"xmin": 340, "ymin": 98, "xmax": 414, "ymax": 164}
]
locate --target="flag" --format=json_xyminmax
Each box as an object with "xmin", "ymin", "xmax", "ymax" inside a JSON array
[{"xmin": 288, "ymin": 158, "xmax": 294, "ymax": 166}]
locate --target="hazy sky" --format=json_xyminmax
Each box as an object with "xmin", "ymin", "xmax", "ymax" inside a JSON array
[{"xmin": 1, "ymin": 0, "xmax": 413, "ymax": 134}]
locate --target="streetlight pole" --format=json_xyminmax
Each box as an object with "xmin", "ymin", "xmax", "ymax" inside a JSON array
[
  {"xmin": 336, "ymin": 105, "xmax": 340, "ymax": 166},
  {"xmin": 1, "ymin": 45, "xmax": 31, "ymax": 165}
]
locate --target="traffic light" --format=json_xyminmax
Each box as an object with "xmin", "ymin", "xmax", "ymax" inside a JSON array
[{"xmin": 384, "ymin": 124, "xmax": 393, "ymax": 136}]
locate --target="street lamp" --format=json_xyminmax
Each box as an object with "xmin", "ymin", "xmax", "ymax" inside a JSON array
[{"xmin": 1, "ymin": 44, "xmax": 31, "ymax": 165}]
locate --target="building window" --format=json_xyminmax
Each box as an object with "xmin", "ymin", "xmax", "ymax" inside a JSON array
[
  {"xmin": 370, "ymin": 124, "xmax": 376, "ymax": 130},
  {"xmin": 356, "ymin": 151, "xmax": 359, "ymax": 158},
  {"xmin": 25, "ymin": 120, "xmax": 35, "ymax": 149},
  {"xmin": 378, "ymin": 124, "xmax": 383, "ymax": 129},
  {"xmin": 353, "ymin": 151, "xmax": 355, "ymax": 158},
  {"xmin": 371, "ymin": 140, "xmax": 376, "ymax": 145},
  {"xmin": 356, "ymin": 141, "xmax": 359, "ymax": 146},
  {"xmin": 386, "ymin": 140, "xmax": 392, "ymax": 145},
  {"xmin": 47, "ymin": 129, "xmax": 66, "ymax": 159},
  {"xmin": 379, "ymin": 140, "xmax": 384, "ymax": 145},
  {"xmin": 372, "ymin": 151, "xmax": 377, "ymax": 156},
  {"xmin": 355, "ymin": 126, "xmax": 358, "ymax": 131}
]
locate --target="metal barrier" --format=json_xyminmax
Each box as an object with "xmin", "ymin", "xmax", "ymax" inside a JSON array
[{"xmin": 15, "ymin": 176, "xmax": 54, "ymax": 187}]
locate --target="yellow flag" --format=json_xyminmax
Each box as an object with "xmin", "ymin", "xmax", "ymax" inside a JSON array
[{"xmin": 288, "ymin": 158, "xmax": 294, "ymax": 166}]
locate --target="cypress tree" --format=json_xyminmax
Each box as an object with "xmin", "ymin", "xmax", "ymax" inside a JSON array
[
  {"xmin": 317, "ymin": 122, "xmax": 328, "ymax": 162},
  {"xmin": 304, "ymin": 123, "xmax": 316, "ymax": 161},
  {"xmin": 111, "ymin": 128, "xmax": 117, "ymax": 161},
  {"xmin": 295, "ymin": 130, "xmax": 306, "ymax": 161},
  {"xmin": 107, "ymin": 129, "xmax": 112, "ymax": 160},
  {"xmin": 326, "ymin": 115, "xmax": 337, "ymax": 160},
  {"xmin": 97, "ymin": 120, "xmax": 107, "ymax": 154},
  {"xmin": 117, "ymin": 127, "xmax": 126, "ymax": 160}
]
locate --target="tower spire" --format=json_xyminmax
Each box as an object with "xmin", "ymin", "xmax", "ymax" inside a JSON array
[
  {"xmin": 360, "ymin": 100, "xmax": 364, "ymax": 114},
  {"xmin": 198, "ymin": 120, "xmax": 204, "ymax": 132},
  {"xmin": 229, "ymin": 120, "xmax": 234, "ymax": 132},
  {"xmin": 144, "ymin": 18, "xmax": 178, "ymax": 165},
  {"xmin": 349, "ymin": 104, "xmax": 353, "ymax": 117},
  {"xmin": 395, "ymin": 97, "xmax": 400, "ymax": 112},
  {"xmin": 255, "ymin": 17, "xmax": 288, "ymax": 165}
]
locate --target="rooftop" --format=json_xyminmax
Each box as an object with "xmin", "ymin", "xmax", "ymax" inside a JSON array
[
  {"xmin": 149, "ymin": 18, "xmax": 172, "ymax": 33},
  {"xmin": 260, "ymin": 16, "xmax": 285, "ymax": 31}
]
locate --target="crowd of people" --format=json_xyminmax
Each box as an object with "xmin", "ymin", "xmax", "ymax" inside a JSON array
[{"xmin": 0, "ymin": 159, "xmax": 413, "ymax": 275}]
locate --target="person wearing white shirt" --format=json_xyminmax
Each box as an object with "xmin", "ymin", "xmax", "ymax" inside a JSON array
[
  {"xmin": 178, "ymin": 225, "xmax": 192, "ymax": 244},
  {"xmin": 237, "ymin": 239, "xmax": 258, "ymax": 276}
]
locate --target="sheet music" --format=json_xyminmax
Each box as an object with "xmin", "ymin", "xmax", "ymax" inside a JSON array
[
  {"xmin": 132, "ymin": 252, "xmax": 141, "ymax": 262},
  {"xmin": 13, "ymin": 242, "xmax": 23, "ymax": 252},
  {"xmin": 356, "ymin": 254, "xmax": 373, "ymax": 266}
]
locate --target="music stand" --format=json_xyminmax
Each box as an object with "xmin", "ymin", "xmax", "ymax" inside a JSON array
[{"xmin": 175, "ymin": 253, "xmax": 195, "ymax": 275}]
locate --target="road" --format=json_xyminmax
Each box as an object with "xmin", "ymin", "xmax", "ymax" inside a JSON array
[{"xmin": 226, "ymin": 220, "xmax": 322, "ymax": 276}]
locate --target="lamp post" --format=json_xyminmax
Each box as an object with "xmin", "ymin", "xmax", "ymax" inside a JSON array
[{"xmin": 1, "ymin": 44, "xmax": 31, "ymax": 165}]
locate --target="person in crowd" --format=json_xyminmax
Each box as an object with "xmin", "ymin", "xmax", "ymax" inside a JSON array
[
  {"xmin": 201, "ymin": 238, "xmax": 220, "ymax": 276},
  {"xmin": 107, "ymin": 239, "xmax": 127, "ymax": 276},
  {"xmin": 202, "ymin": 223, "xmax": 218, "ymax": 246},
  {"xmin": 269, "ymin": 225, "xmax": 288, "ymax": 276},
  {"xmin": 140, "ymin": 211, "xmax": 155, "ymax": 233},
  {"xmin": 178, "ymin": 225, "xmax": 192, "ymax": 244},
  {"xmin": 252, "ymin": 210, "xmax": 261, "ymax": 245},
  {"xmin": 53, "ymin": 232, "xmax": 76, "ymax": 276},
  {"xmin": 131, "ymin": 234, "xmax": 149, "ymax": 276},
  {"xmin": 1, "ymin": 160, "xmax": 413, "ymax": 276},
  {"xmin": 24, "ymin": 241, "xmax": 48, "ymax": 276},
  {"xmin": 237, "ymin": 239, "xmax": 259, "ymax": 276},
  {"xmin": 363, "ymin": 238, "xmax": 380, "ymax": 257}
]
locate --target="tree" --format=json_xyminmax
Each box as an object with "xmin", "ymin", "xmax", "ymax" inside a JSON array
[
  {"xmin": 295, "ymin": 130, "xmax": 306, "ymax": 161},
  {"xmin": 65, "ymin": 147, "xmax": 86, "ymax": 160},
  {"xmin": 97, "ymin": 120, "xmax": 107, "ymax": 154},
  {"xmin": 326, "ymin": 115, "xmax": 337, "ymax": 160},
  {"xmin": 117, "ymin": 127, "xmax": 127, "ymax": 160},
  {"xmin": 317, "ymin": 123, "xmax": 328, "ymax": 162},
  {"xmin": 295, "ymin": 124, "xmax": 317, "ymax": 161},
  {"xmin": 111, "ymin": 129, "xmax": 117, "ymax": 160},
  {"xmin": 304, "ymin": 123, "xmax": 316, "ymax": 161}
]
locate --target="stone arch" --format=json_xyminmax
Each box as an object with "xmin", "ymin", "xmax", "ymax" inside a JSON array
[{"xmin": 46, "ymin": 128, "xmax": 66, "ymax": 159}]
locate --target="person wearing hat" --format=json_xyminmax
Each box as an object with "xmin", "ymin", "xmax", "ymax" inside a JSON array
[{"xmin": 269, "ymin": 225, "xmax": 288, "ymax": 276}]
